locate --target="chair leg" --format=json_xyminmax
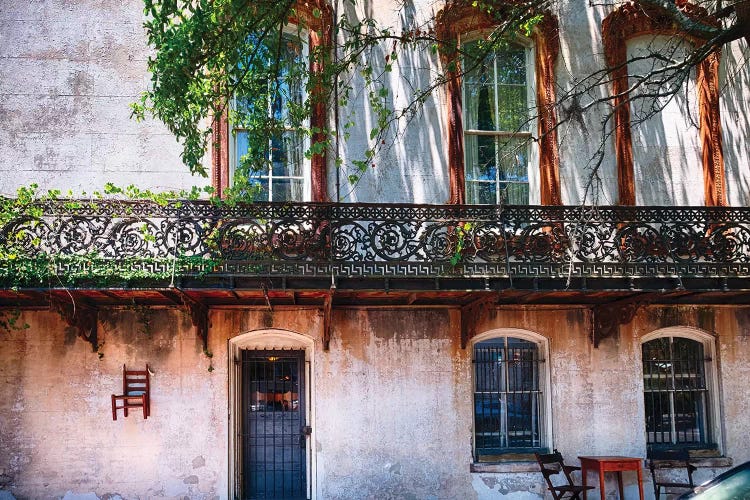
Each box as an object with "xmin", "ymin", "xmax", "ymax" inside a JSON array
[
  {"xmin": 111, "ymin": 395, "xmax": 117, "ymax": 421},
  {"xmin": 142, "ymin": 395, "xmax": 147, "ymax": 419}
]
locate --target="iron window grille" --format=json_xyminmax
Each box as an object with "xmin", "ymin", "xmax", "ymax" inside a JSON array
[
  {"xmin": 473, "ymin": 336, "xmax": 544, "ymax": 459},
  {"xmin": 642, "ymin": 336, "xmax": 713, "ymax": 449}
]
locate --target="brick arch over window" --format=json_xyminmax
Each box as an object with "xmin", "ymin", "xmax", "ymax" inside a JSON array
[
  {"xmin": 435, "ymin": 4, "xmax": 561, "ymax": 205},
  {"xmin": 211, "ymin": 1, "xmax": 333, "ymax": 201},
  {"xmin": 602, "ymin": 2, "xmax": 726, "ymax": 206}
]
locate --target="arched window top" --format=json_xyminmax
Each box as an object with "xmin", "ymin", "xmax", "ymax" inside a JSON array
[
  {"xmin": 472, "ymin": 327, "xmax": 548, "ymax": 346},
  {"xmin": 640, "ymin": 326, "xmax": 715, "ymax": 345},
  {"xmin": 435, "ymin": 3, "xmax": 559, "ymax": 61},
  {"xmin": 230, "ymin": 328, "xmax": 315, "ymax": 351}
]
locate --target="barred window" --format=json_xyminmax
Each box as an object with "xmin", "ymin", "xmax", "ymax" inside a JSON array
[
  {"xmin": 473, "ymin": 336, "xmax": 545, "ymax": 460},
  {"xmin": 642, "ymin": 335, "xmax": 714, "ymax": 449}
]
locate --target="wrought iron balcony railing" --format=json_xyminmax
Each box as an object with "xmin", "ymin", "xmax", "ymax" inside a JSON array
[{"xmin": 1, "ymin": 200, "xmax": 749, "ymax": 291}]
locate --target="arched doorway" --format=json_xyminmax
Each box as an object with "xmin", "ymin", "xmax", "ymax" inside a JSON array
[{"xmin": 228, "ymin": 329, "xmax": 316, "ymax": 499}]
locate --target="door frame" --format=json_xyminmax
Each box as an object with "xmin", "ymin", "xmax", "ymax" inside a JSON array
[{"xmin": 228, "ymin": 329, "xmax": 316, "ymax": 500}]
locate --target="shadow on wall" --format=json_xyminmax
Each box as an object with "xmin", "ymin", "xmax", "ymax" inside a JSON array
[
  {"xmin": 721, "ymin": 41, "xmax": 750, "ymax": 206},
  {"xmin": 335, "ymin": 0, "xmax": 449, "ymax": 204},
  {"xmin": 628, "ymin": 35, "xmax": 704, "ymax": 206}
]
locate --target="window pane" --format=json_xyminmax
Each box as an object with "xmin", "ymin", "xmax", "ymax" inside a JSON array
[
  {"xmin": 495, "ymin": 47, "xmax": 526, "ymax": 85},
  {"xmin": 496, "ymin": 85, "xmax": 528, "ymax": 131},
  {"xmin": 466, "ymin": 181, "xmax": 496, "ymax": 205},
  {"xmin": 271, "ymin": 132, "xmax": 304, "ymax": 178},
  {"xmin": 272, "ymin": 179, "xmax": 304, "ymax": 202},
  {"xmin": 247, "ymin": 178, "xmax": 270, "ymax": 202},
  {"xmin": 500, "ymin": 182, "xmax": 529, "ymax": 205},
  {"xmin": 235, "ymin": 130, "xmax": 251, "ymax": 167},
  {"xmin": 645, "ymin": 391, "xmax": 672, "ymax": 444},
  {"xmin": 498, "ymin": 138, "xmax": 528, "ymax": 181}
]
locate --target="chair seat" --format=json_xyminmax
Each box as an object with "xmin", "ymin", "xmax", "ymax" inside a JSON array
[
  {"xmin": 553, "ymin": 485, "xmax": 596, "ymax": 492},
  {"xmin": 656, "ymin": 481, "xmax": 693, "ymax": 488}
]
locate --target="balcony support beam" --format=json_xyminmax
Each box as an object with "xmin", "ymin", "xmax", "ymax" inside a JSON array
[
  {"xmin": 591, "ymin": 294, "xmax": 655, "ymax": 347},
  {"xmin": 49, "ymin": 293, "xmax": 98, "ymax": 352},
  {"xmin": 461, "ymin": 294, "xmax": 497, "ymax": 349},
  {"xmin": 174, "ymin": 289, "xmax": 209, "ymax": 352},
  {"xmin": 322, "ymin": 286, "xmax": 335, "ymax": 351}
]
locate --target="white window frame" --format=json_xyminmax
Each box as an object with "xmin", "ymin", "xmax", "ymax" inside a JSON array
[
  {"xmin": 471, "ymin": 328, "xmax": 551, "ymax": 461},
  {"xmin": 229, "ymin": 30, "xmax": 312, "ymax": 202},
  {"xmin": 460, "ymin": 33, "xmax": 538, "ymax": 205},
  {"xmin": 640, "ymin": 326, "xmax": 722, "ymax": 453}
]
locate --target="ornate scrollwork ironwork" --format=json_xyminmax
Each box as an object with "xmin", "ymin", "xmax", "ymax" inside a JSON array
[{"xmin": 1, "ymin": 200, "xmax": 750, "ymax": 286}]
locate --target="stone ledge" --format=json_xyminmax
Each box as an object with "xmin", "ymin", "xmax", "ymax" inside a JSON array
[
  {"xmin": 470, "ymin": 461, "xmax": 541, "ymax": 473},
  {"xmin": 693, "ymin": 457, "xmax": 732, "ymax": 468}
]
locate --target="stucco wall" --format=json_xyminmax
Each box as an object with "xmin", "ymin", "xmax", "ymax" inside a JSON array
[
  {"xmin": 0, "ymin": 0, "xmax": 206, "ymax": 195},
  {"xmin": 2, "ymin": 304, "xmax": 748, "ymax": 499},
  {"xmin": 1, "ymin": 0, "xmax": 747, "ymax": 204}
]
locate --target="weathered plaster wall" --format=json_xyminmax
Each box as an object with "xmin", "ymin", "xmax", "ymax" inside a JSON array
[
  {"xmin": 721, "ymin": 40, "xmax": 750, "ymax": 207},
  {"xmin": 0, "ymin": 308, "xmax": 223, "ymax": 499},
  {"xmin": 3, "ymin": 304, "xmax": 748, "ymax": 499},
  {"xmin": 0, "ymin": 0, "xmax": 207, "ymax": 196},
  {"xmin": 2, "ymin": 0, "xmax": 747, "ymax": 204},
  {"xmin": 627, "ymin": 36, "xmax": 704, "ymax": 206}
]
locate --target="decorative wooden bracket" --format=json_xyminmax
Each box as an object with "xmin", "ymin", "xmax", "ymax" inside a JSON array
[
  {"xmin": 322, "ymin": 286, "xmax": 335, "ymax": 351},
  {"xmin": 174, "ymin": 289, "xmax": 209, "ymax": 351},
  {"xmin": 460, "ymin": 294, "xmax": 497, "ymax": 349},
  {"xmin": 49, "ymin": 294, "xmax": 98, "ymax": 351},
  {"xmin": 592, "ymin": 296, "xmax": 652, "ymax": 347}
]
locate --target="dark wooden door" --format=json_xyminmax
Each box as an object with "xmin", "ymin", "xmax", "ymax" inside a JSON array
[{"xmin": 242, "ymin": 350, "xmax": 307, "ymax": 499}]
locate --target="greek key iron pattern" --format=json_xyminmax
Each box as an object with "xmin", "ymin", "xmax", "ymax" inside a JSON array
[{"xmin": 2, "ymin": 200, "xmax": 750, "ymax": 283}]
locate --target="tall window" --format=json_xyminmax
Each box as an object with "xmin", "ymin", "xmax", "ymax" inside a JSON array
[
  {"xmin": 473, "ymin": 336, "xmax": 544, "ymax": 460},
  {"xmin": 463, "ymin": 41, "xmax": 534, "ymax": 205},
  {"xmin": 231, "ymin": 33, "xmax": 309, "ymax": 201},
  {"xmin": 642, "ymin": 335, "xmax": 714, "ymax": 449}
]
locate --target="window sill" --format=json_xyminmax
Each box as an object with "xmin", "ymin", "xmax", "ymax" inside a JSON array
[
  {"xmin": 692, "ymin": 456, "xmax": 733, "ymax": 468},
  {"xmin": 471, "ymin": 457, "xmax": 540, "ymax": 474},
  {"xmin": 650, "ymin": 456, "xmax": 732, "ymax": 469}
]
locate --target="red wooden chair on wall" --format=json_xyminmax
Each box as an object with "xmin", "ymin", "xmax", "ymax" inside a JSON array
[{"xmin": 111, "ymin": 364, "xmax": 150, "ymax": 420}]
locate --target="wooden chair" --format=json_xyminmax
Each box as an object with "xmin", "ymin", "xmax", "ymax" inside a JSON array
[
  {"xmin": 648, "ymin": 449, "xmax": 696, "ymax": 500},
  {"xmin": 111, "ymin": 364, "xmax": 150, "ymax": 420},
  {"xmin": 536, "ymin": 449, "xmax": 595, "ymax": 500}
]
